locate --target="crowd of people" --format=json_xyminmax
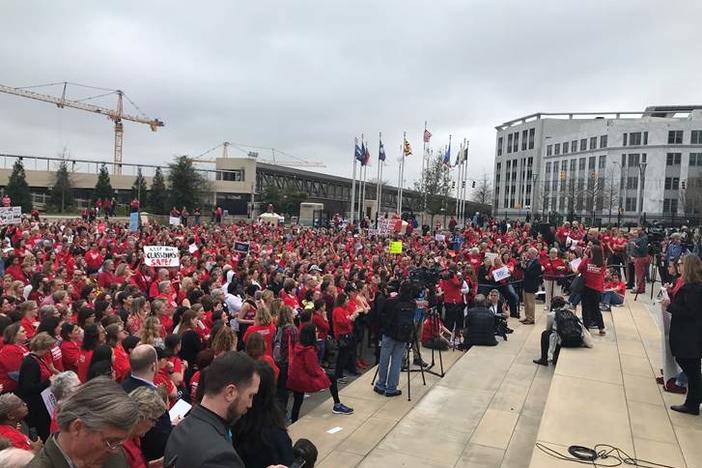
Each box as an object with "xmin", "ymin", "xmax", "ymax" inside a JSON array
[{"xmin": 0, "ymin": 210, "xmax": 698, "ymax": 467}]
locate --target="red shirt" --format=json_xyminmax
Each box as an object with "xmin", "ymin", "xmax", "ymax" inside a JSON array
[
  {"xmin": 123, "ymin": 437, "xmax": 147, "ymax": 468},
  {"xmin": 332, "ymin": 306, "xmax": 353, "ymax": 336},
  {"xmin": 578, "ymin": 259, "xmax": 606, "ymax": 292},
  {"xmin": 154, "ymin": 368, "xmax": 176, "ymax": 407},
  {"xmin": 20, "ymin": 317, "xmax": 37, "ymax": 339},
  {"xmin": 60, "ymin": 340, "xmax": 81, "ymax": 373},
  {"xmin": 543, "ymin": 258, "xmax": 568, "ymax": 280},
  {"xmin": 97, "ymin": 271, "xmax": 118, "ymax": 289},
  {"xmin": 0, "ymin": 343, "xmax": 29, "ymax": 393},
  {"xmin": 77, "ymin": 349, "xmax": 94, "ymax": 383},
  {"xmin": 85, "ymin": 250, "xmax": 104, "ymax": 271},
  {"xmin": 312, "ymin": 312, "xmax": 330, "ymax": 340},
  {"xmin": 259, "ymin": 354, "xmax": 280, "ymax": 382},
  {"xmin": 113, "ymin": 344, "xmax": 130, "ymax": 382},
  {"xmin": 439, "ymin": 275, "xmax": 463, "ymax": 304},
  {"xmin": 44, "ymin": 345, "xmax": 64, "ymax": 372},
  {"xmin": 421, "ymin": 316, "xmax": 444, "ymax": 343},
  {"xmin": 243, "ymin": 324, "xmax": 277, "ymax": 356},
  {"xmin": 605, "ymin": 280, "xmax": 626, "ymax": 297},
  {"xmin": 0, "ymin": 424, "xmax": 32, "ymax": 451}
]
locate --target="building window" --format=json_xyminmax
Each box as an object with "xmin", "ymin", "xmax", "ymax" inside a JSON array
[
  {"xmin": 668, "ymin": 130, "xmax": 683, "ymax": 144},
  {"xmin": 643, "ymin": 131, "xmax": 648, "ymax": 145},
  {"xmin": 599, "ymin": 155, "xmax": 606, "ymax": 169},
  {"xmin": 580, "ymin": 138, "xmax": 587, "ymax": 151},
  {"xmin": 621, "ymin": 154, "xmax": 626, "ymax": 167},
  {"xmin": 507, "ymin": 134, "xmax": 513, "ymax": 153},
  {"xmin": 570, "ymin": 159, "xmax": 576, "ymax": 171},
  {"xmin": 631, "ymin": 132, "xmax": 643, "ymax": 146},
  {"xmin": 623, "ymin": 133, "xmax": 628, "ymax": 146},
  {"xmin": 562, "ymin": 142, "xmax": 569, "ymax": 154},
  {"xmin": 546, "ymin": 162, "xmax": 552, "ymax": 174},
  {"xmin": 497, "ymin": 137, "xmax": 503, "ymax": 156},
  {"xmin": 690, "ymin": 153, "xmax": 702, "ymax": 166},
  {"xmin": 571, "ymin": 141, "xmax": 577, "ymax": 152},
  {"xmin": 625, "ymin": 197, "xmax": 637, "ymax": 211},
  {"xmin": 600, "ymin": 135, "xmax": 608, "ymax": 148},
  {"xmin": 666, "ymin": 153, "xmax": 682, "ymax": 166},
  {"xmin": 691, "ymin": 130, "xmax": 702, "ymax": 144},
  {"xmin": 579, "ymin": 158, "xmax": 586, "ymax": 170},
  {"xmin": 528, "ymin": 128, "xmax": 535, "ymax": 149},
  {"xmin": 554, "ymin": 143, "xmax": 561, "ymax": 155},
  {"xmin": 626, "ymin": 177, "xmax": 638, "ymax": 190},
  {"xmin": 546, "ymin": 144, "xmax": 552, "ymax": 156},
  {"xmin": 589, "ymin": 137, "xmax": 597, "ymax": 150},
  {"xmin": 521, "ymin": 130, "xmax": 528, "ymax": 151},
  {"xmin": 672, "ymin": 177, "xmax": 680, "ymax": 190},
  {"xmin": 513, "ymin": 132, "xmax": 520, "ymax": 152},
  {"xmin": 217, "ymin": 170, "xmax": 244, "ymax": 181},
  {"xmin": 552, "ymin": 179, "xmax": 558, "ymax": 190},
  {"xmin": 588, "ymin": 156, "xmax": 596, "ymax": 170},
  {"xmin": 663, "ymin": 199, "xmax": 679, "ymax": 214},
  {"xmin": 628, "ymin": 153, "xmax": 640, "ymax": 166},
  {"xmin": 665, "ymin": 177, "xmax": 671, "ymax": 190}
]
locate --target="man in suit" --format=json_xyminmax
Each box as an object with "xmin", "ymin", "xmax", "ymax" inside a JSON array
[
  {"xmin": 121, "ymin": 344, "xmax": 172, "ymax": 463},
  {"xmin": 28, "ymin": 377, "xmax": 137, "ymax": 468},
  {"xmin": 521, "ymin": 248, "xmax": 543, "ymax": 325},
  {"xmin": 165, "ymin": 352, "xmax": 267, "ymax": 468}
]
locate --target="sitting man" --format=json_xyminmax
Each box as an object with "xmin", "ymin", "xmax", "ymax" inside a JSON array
[
  {"xmin": 600, "ymin": 271, "xmax": 626, "ymax": 311},
  {"xmin": 459, "ymin": 294, "xmax": 497, "ymax": 350},
  {"xmin": 420, "ymin": 312, "xmax": 452, "ymax": 350},
  {"xmin": 486, "ymin": 289, "xmax": 513, "ymax": 339},
  {"xmin": 533, "ymin": 296, "xmax": 588, "ymax": 367}
]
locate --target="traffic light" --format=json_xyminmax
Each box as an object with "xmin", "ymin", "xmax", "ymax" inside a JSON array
[
  {"xmin": 471, "ymin": 181, "xmax": 476, "ymax": 188},
  {"xmin": 682, "ymin": 181, "xmax": 686, "ymax": 189}
]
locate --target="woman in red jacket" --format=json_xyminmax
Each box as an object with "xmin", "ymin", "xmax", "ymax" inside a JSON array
[
  {"xmin": 332, "ymin": 293, "xmax": 360, "ymax": 380},
  {"xmin": 578, "ymin": 244, "xmax": 607, "ymax": 335},
  {"xmin": 0, "ymin": 324, "xmax": 28, "ymax": 393},
  {"xmin": 287, "ymin": 324, "xmax": 353, "ymax": 422},
  {"xmin": 543, "ymin": 248, "xmax": 568, "ymax": 311},
  {"xmin": 59, "ymin": 323, "xmax": 81, "ymax": 373}
]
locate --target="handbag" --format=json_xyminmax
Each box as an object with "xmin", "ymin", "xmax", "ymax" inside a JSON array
[{"xmin": 570, "ymin": 274, "xmax": 584, "ymax": 295}]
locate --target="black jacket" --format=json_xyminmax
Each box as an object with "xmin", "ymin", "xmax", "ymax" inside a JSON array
[
  {"xmin": 27, "ymin": 434, "xmax": 128, "ymax": 468},
  {"xmin": 522, "ymin": 259, "xmax": 543, "ymax": 293},
  {"xmin": 122, "ymin": 375, "xmax": 172, "ymax": 461},
  {"xmin": 667, "ymin": 282, "xmax": 702, "ymax": 359},
  {"xmin": 165, "ymin": 404, "xmax": 245, "ymax": 468},
  {"xmin": 464, "ymin": 307, "xmax": 497, "ymax": 346}
]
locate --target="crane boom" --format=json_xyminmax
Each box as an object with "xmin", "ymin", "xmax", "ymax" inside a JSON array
[{"xmin": 0, "ymin": 82, "xmax": 164, "ymax": 174}]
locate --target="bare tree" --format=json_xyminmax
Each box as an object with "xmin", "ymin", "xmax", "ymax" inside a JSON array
[
  {"xmin": 471, "ymin": 172, "xmax": 493, "ymax": 205},
  {"xmin": 413, "ymin": 151, "xmax": 453, "ymax": 224}
]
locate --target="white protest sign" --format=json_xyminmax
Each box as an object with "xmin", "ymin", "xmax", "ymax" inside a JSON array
[
  {"xmin": 169, "ymin": 216, "xmax": 181, "ymax": 226},
  {"xmin": 169, "ymin": 398, "xmax": 192, "ymax": 424},
  {"xmin": 0, "ymin": 206, "xmax": 22, "ymax": 225},
  {"xmin": 41, "ymin": 387, "xmax": 57, "ymax": 416},
  {"xmin": 435, "ymin": 234, "xmax": 446, "ymax": 242},
  {"xmin": 144, "ymin": 246, "xmax": 180, "ymax": 267},
  {"xmin": 188, "ymin": 243, "xmax": 199, "ymax": 254},
  {"xmin": 492, "ymin": 266, "xmax": 511, "ymax": 282},
  {"xmin": 569, "ymin": 258, "xmax": 582, "ymax": 272},
  {"xmin": 377, "ymin": 218, "xmax": 393, "ymax": 236}
]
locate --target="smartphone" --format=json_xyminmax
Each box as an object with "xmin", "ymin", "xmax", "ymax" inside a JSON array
[{"xmin": 289, "ymin": 458, "xmax": 306, "ymax": 468}]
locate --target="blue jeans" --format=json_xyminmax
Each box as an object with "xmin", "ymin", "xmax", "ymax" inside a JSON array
[
  {"xmin": 601, "ymin": 291, "xmax": 624, "ymax": 307},
  {"xmin": 374, "ymin": 335, "xmax": 406, "ymax": 393},
  {"xmin": 499, "ymin": 284, "xmax": 519, "ymax": 317},
  {"xmin": 569, "ymin": 292, "xmax": 581, "ymax": 307}
]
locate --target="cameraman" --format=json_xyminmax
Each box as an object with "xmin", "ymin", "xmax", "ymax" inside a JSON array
[
  {"xmin": 438, "ymin": 263, "xmax": 465, "ymax": 341},
  {"xmin": 374, "ymin": 281, "xmax": 415, "ymax": 397}
]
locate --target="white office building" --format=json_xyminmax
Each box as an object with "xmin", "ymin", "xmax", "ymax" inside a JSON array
[{"xmin": 492, "ymin": 105, "xmax": 702, "ymax": 225}]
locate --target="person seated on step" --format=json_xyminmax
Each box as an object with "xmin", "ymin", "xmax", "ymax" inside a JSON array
[
  {"xmin": 420, "ymin": 312, "xmax": 451, "ymax": 351},
  {"xmin": 533, "ymin": 296, "xmax": 592, "ymax": 367},
  {"xmin": 486, "ymin": 289, "xmax": 513, "ymax": 340},
  {"xmin": 458, "ymin": 294, "xmax": 497, "ymax": 350},
  {"xmin": 600, "ymin": 270, "xmax": 626, "ymax": 311}
]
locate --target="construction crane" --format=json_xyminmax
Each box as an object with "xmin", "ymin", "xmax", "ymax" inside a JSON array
[
  {"xmin": 194, "ymin": 141, "xmax": 326, "ymax": 168},
  {"xmin": 0, "ymin": 81, "xmax": 164, "ymax": 175}
]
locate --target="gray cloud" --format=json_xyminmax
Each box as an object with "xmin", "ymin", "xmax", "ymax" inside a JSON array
[{"xmin": 1, "ymin": 0, "xmax": 701, "ymax": 190}]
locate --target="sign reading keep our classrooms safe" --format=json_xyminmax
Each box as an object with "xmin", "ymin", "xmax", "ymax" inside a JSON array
[
  {"xmin": 143, "ymin": 246, "xmax": 180, "ymax": 267},
  {"xmin": 0, "ymin": 206, "xmax": 22, "ymax": 225}
]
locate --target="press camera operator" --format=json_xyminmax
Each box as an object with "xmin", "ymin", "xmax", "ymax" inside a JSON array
[{"xmin": 374, "ymin": 281, "xmax": 417, "ymax": 397}]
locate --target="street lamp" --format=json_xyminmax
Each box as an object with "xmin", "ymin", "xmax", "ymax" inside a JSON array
[{"xmin": 638, "ymin": 161, "xmax": 648, "ymax": 226}]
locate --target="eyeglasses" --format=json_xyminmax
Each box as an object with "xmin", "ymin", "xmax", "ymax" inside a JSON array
[{"xmin": 101, "ymin": 434, "xmax": 127, "ymax": 451}]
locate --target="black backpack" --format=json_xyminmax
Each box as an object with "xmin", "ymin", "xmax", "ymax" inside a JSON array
[
  {"xmin": 555, "ymin": 308, "xmax": 583, "ymax": 347},
  {"xmin": 390, "ymin": 301, "xmax": 416, "ymax": 343}
]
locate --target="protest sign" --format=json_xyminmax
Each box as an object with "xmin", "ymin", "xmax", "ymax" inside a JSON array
[
  {"xmin": 188, "ymin": 243, "xmax": 198, "ymax": 254},
  {"xmin": 41, "ymin": 387, "xmax": 57, "ymax": 416},
  {"xmin": 129, "ymin": 212, "xmax": 139, "ymax": 232},
  {"xmin": 378, "ymin": 218, "xmax": 393, "ymax": 236},
  {"xmin": 0, "ymin": 206, "xmax": 21, "ymax": 225},
  {"xmin": 234, "ymin": 241, "xmax": 250, "ymax": 253},
  {"xmin": 169, "ymin": 216, "xmax": 181, "ymax": 226},
  {"xmin": 389, "ymin": 241, "xmax": 403, "ymax": 254},
  {"xmin": 484, "ymin": 252, "xmax": 499, "ymax": 265},
  {"xmin": 492, "ymin": 266, "xmax": 511, "ymax": 282},
  {"xmin": 144, "ymin": 246, "xmax": 180, "ymax": 267},
  {"xmin": 569, "ymin": 258, "xmax": 582, "ymax": 271},
  {"xmin": 435, "ymin": 234, "xmax": 446, "ymax": 242}
]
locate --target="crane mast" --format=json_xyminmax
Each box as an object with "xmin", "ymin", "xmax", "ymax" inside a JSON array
[{"xmin": 0, "ymin": 82, "xmax": 164, "ymax": 175}]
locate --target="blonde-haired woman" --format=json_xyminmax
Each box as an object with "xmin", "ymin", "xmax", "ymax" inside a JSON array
[{"xmin": 139, "ymin": 316, "xmax": 164, "ymax": 349}]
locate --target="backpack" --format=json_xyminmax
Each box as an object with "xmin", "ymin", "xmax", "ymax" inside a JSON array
[
  {"xmin": 390, "ymin": 301, "xmax": 416, "ymax": 343},
  {"xmin": 555, "ymin": 308, "xmax": 583, "ymax": 347}
]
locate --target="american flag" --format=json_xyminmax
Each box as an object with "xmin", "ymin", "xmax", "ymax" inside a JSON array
[{"xmin": 423, "ymin": 129, "xmax": 432, "ymax": 143}]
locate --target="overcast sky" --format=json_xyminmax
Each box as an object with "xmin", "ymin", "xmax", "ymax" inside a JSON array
[{"xmin": 1, "ymin": 0, "xmax": 700, "ymax": 189}]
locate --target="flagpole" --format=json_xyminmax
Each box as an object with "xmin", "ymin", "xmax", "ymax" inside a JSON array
[
  {"xmin": 398, "ymin": 132, "xmax": 406, "ymax": 215},
  {"xmin": 461, "ymin": 140, "xmax": 469, "ymax": 224},
  {"xmin": 455, "ymin": 141, "xmax": 463, "ymax": 219},
  {"xmin": 376, "ymin": 131, "xmax": 383, "ymax": 227},
  {"xmin": 360, "ymin": 164, "xmax": 367, "ymax": 222},
  {"xmin": 358, "ymin": 133, "xmax": 365, "ymax": 223},
  {"xmin": 422, "ymin": 121, "xmax": 428, "ymax": 224},
  {"xmin": 351, "ymin": 138, "xmax": 357, "ymax": 224}
]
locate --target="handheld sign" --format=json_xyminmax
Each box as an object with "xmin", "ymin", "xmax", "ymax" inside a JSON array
[
  {"xmin": 492, "ymin": 266, "xmax": 511, "ymax": 282},
  {"xmin": 484, "ymin": 252, "xmax": 499, "ymax": 265},
  {"xmin": 389, "ymin": 241, "xmax": 403, "ymax": 254},
  {"xmin": 144, "ymin": 246, "xmax": 180, "ymax": 267},
  {"xmin": 0, "ymin": 206, "xmax": 21, "ymax": 225},
  {"xmin": 169, "ymin": 216, "xmax": 181, "ymax": 226},
  {"xmin": 234, "ymin": 241, "xmax": 250, "ymax": 253},
  {"xmin": 129, "ymin": 212, "xmax": 139, "ymax": 232}
]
